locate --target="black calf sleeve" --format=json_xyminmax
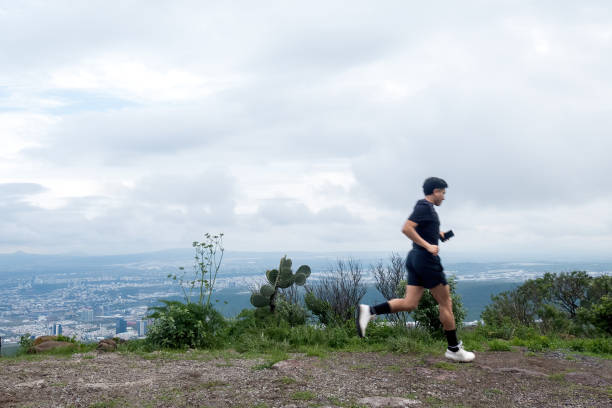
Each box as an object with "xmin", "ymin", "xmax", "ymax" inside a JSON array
[
  {"xmin": 445, "ymin": 329, "xmax": 459, "ymax": 350},
  {"xmin": 372, "ymin": 302, "xmax": 391, "ymax": 315}
]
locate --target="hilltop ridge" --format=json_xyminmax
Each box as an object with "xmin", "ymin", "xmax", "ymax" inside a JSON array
[{"xmin": 1, "ymin": 348, "xmax": 610, "ymax": 407}]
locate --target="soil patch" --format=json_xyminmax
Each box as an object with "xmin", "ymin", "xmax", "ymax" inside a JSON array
[{"xmin": 1, "ymin": 349, "xmax": 610, "ymax": 407}]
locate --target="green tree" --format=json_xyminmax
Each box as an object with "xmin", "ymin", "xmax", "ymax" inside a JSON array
[
  {"xmin": 576, "ymin": 275, "xmax": 612, "ymax": 335},
  {"xmin": 549, "ymin": 271, "xmax": 591, "ymax": 318}
]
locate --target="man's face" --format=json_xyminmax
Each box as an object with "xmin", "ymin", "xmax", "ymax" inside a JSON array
[{"xmin": 432, "ymin": 188, "xmax": 446, "ymax": 206}]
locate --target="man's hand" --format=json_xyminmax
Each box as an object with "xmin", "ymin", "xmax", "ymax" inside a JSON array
[
  {"xmin": 439, "ymin": 231, "xmax": 445, "ymax": 240},
  {"xmin": 427, "ymin": 244, "xmax": 439, "ymax": 256}
]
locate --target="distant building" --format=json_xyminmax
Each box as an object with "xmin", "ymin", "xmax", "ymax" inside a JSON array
[
  {"xmin": 116, "ymin": 318, "xmax": 127, "ymax": 334},
  {"xmin": 80, "ymin": 309, "xmax": 94, "ymax": 323},
  {"xmin": 137, "ymin": 320, "xmax": 147, "ymax": 337},
  {"xmin": 49, "ymin": 324, "xmax": 62, "ymax": 336}
]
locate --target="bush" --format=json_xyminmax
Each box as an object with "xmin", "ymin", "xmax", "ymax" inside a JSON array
[
  {"xmin": 411, "ymin": 275, "xmax": 465, "ymax": 336},
  {"xmin": 305, "ymin": 258, "xmax": 367, "ymax": 325},
  {"xmin": 539, "ymin": 304, "xmax": 571, "ymax": 334},
  {"xmin": 146, "ymin": 300, "xmax": 226, "ymax": 349},
  {"xmin": 548, "ymin": 271, "xmax": 591, "ymax": 318},
  {"xmin": 372, "ymin": 253, "xmax": 411, "ymax": 327},
  {"xmin": 275, "ymin": 299, "xmax": 308, "ymax": 327},
  {"xmin": 525, "ymin": 335, "xmax": 553, "ymax": 352},
  {"xmin": 481, "ymin": 271, "xmax": 610, "ymax": 337},
  {"xmin": 488, "ymin": 339, "xmax": 512, "ymax": 351},
  {"xmin": 386, "ymin": 328, "xmax": 433, "ymax": 354},
  {"xmin": 18, "ymin": 333, "xmax": 34, "ymax": 353},
  {"xmin": 576, "ymin": 295, "xmax": 612, "ymax": 336},
  {"xmin": 568, "ymin": 337, "xmax": 612, "ymax": 354},
  {"xmin": 481, "ymin": 282, "xmax": 544, "ymax": 327}
]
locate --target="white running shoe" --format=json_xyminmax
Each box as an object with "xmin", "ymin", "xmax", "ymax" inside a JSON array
[
  {"xmin": 356, "ymin": 304, "xmax": 374, "ymax": 338},
  {"xmin": 444, "ymin": 341, "xmax": 475, "ymax": 362}
]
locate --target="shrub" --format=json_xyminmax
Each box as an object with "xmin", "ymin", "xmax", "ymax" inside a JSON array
[
  {"xmin": 18, "ymin": 333, "xmax": 34, "ymax": 353},
  {"xmin": 326, "ymin": 327, "xmax": 350, "ymax": 348},
  {"xmin": 549, "ymin": 271, "xmax": 591, "ymax": 318},
  {"xmin": 372, "ymin": 253, "xmax": 411, "ymax": 327},
  {"xmin": 481, "ymin": 271, "xmax": 611, "ymax": 338},
  {"xmin": 481, "ymin": 281, "xmax": 545, "ymax": 327},
  {"xmin": 569, "ymin": 337, "xmax": 612, "ymax": 354},
  {"xmin": 304, "ymin": 290, "xmax": 334, "ymax": 326},
  {"xmin": 525, "ymin": 335, "xmax": 553, "ymax": 352},
  {"xmin": 411, "ymin": 275, "xmax": 465, "ymax": 336},
  {"xmin": 305, "ymin": 258, "xmax": 367, "ymax": 325},
  {"xmin": 488, "ymin": 339, "xmax": 512, "ymax": 351},
  {"xmin": 386, "ymin": 328, "xmax": 433, "ymax": 354},
  {"xmin": 169, "ymin": 233, "xmax": 224, "ymax": 307},
  {"xmin": 146, "ymin": 300, "xmax": 226, "ymax": 349},
  {"xmin": 538, "ymin": 304, "xmax": 571, "ymax": 334},
  {"xmin": 576, "ymin": 292, "xmax": 612, "ymax": 336},
  {"xmin": 275, "ymin": 299, "xmax": 308, "ymax": 327}
]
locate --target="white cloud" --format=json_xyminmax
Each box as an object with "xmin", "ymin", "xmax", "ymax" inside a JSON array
[
  {"xmin": 0, "ymin": 1, "xmax": 611, "ymax": 260},
  {"xmin": 49, "ymin": 56, "xmax": 242, "ymax": 103}
]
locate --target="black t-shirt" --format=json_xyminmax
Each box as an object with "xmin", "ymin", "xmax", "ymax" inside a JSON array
[{"xmin": 408, "ymin": 199, "xmax": 440, "ymax": 249}]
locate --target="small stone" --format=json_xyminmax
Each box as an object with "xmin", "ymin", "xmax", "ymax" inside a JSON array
[
  {"xmin": 272, "ymin": 359, "xmax": 304, "ymax": 370},
  {"xmin": 357, "ymin": 396, "xmax": 421, "ymax": 407}
]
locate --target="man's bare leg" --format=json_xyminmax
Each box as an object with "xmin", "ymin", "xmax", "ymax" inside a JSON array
[
  {"xmin": 388, "ymin": 285, "xmax": 425, "ymax": 313},
  {"xmin": 429, "ymin": 283, "xmax": 475, "ymax": 362},
  {"xmin": 429, "ymin": 283, "xmax": 455, "ymax": 330}
]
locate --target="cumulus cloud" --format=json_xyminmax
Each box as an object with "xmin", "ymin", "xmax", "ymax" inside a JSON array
[
  {"xmin": 0, "ymin": 1, "xmax": 610, "ymax": 259},
  {"xmin": 0, "ymin": 183, "xmax": 47, "ymax": 198}
]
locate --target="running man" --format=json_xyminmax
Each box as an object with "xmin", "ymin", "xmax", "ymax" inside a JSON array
[{"xmin": 356, "ymin": 177, "xmax": 475, "ymax": 362}]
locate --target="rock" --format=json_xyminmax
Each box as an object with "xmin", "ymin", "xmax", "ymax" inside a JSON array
[
  {"xmin": 97, "ymin": 339, "xmax": 117, "ymax": 352},
  {"xmin": 33, "ymin": 335, "xmax": 59, "ymax": 346},
  {"xmin": 272, "ymin": 359, "xmax": 304, "ymax": 371},
  {"xmin": 15, "ymin": 379, "xmax": 45, "ymax": 388},
  {"xmin": 498, "ymin": 367, "xmax": 547, "ymax": 377},
  {"xmin": 30, "ymin": 341, "xmax": 74, "ymax": 353},
  {"xmin": 357, "ymin": 396, "xmax": 421, "ymax": 407}
]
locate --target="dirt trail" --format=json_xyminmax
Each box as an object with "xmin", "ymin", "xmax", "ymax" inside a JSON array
[{"xmin": 1, "ymin": 349, "xmax": 610, "ymax": 407}]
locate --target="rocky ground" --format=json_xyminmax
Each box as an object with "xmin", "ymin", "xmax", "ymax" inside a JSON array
[{"xmin": 1, "ymin": 348, "xmax": 610, "ymax": 407}]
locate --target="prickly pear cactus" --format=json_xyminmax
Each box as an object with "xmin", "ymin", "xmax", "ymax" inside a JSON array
[{"xmin": 250, "ymin": 255, "xmax": 311, "ymax": 312}]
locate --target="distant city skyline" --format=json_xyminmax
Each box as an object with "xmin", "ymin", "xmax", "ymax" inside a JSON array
[
  {"xmin": 1, "ymin": 2, "xmax": 611, "ymax": 260},
  {"xmin": 2, "ymin": 249, "xmax": 610, "ymax": 345}
]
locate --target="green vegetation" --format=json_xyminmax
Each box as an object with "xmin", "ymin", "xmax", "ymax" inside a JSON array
[
  {"xmin": 250, "ymin": 255, "xmax": 311, "ymax": 316},
  {"xmin": 168, "ymin": 233, "xmax": 225, "ymax": 307},
  {"xmin": 476, "ymin": 271, "xmax": 611, "ymax": 357},
  {"xmin": 305, "ymin": 258, "xmax": 367, "ymax": 326},
  {"xmin": 13, "ymin": 238, "xmax": 610, "ymax": 366},
  {"xmin": 482, "ymin": 272, "xmax": 611, "ymax": 336},
  {"xmin": 487, "ymin": 339, "xmax": 512, "ymax": 351},
  {"xmin": 146, "ymin": 300, "xmax": 226, "ymax": 349},
  {"xmin": 433, "ymin": 361, "xmax": 459, "ymax": 371},
  {"xmin": 290, "ymin": 390, "xmax": 316, "ymax": 400},
  {"xmin": 408, "ymin": 275, "xmax": 466, "ymax": 335}
]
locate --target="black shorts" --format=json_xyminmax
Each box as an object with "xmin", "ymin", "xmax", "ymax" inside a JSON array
[{"xmin": 405, "ymin": 247, "xmax": 447, "ymax": 289}]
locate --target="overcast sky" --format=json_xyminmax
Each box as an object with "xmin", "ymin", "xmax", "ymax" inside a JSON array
[{"xmin": 1, "ymin": 1, "xmax": 611, "ymax": 261}]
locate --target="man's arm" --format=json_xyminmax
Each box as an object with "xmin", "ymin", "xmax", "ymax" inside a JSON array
[{"xmin": 401, "ymin": 219, "xmax": 439, "ymax": 255}]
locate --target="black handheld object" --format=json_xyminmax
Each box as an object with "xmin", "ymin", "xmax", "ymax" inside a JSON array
[{"xmin": 440, "ymin": 230, "xmax": 454, "ymax": 242}]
